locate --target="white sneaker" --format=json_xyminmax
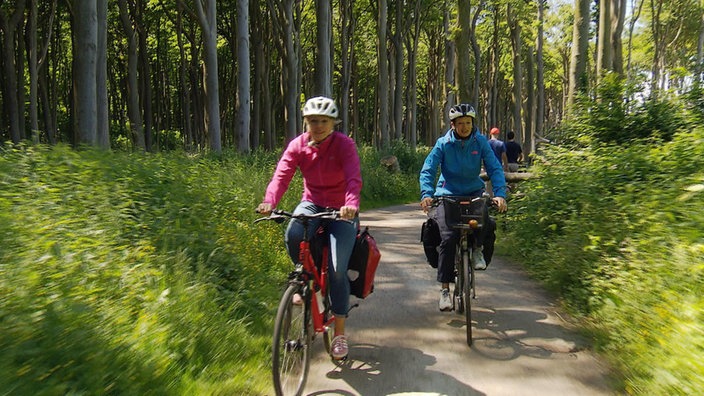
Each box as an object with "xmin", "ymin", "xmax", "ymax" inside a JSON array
[
  {"xmin": 472, "ymin": 246, "xmax": 487, "ymax": 270},
  {"xmin": 439, "ymin": 288, "xmax": 452, "ymax": 311}
]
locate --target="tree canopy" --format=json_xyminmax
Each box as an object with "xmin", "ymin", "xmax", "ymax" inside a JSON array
[{"xmin": 0, "ymin": 0, "xmax": 702, "ymax": 153}]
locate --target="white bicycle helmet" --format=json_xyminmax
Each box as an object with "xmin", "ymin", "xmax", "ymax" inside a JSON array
[
  {"xmin": 302, "ymin": 96, "xmax": 339, "ymax": 119},
  {"xmin": 448, "ymin": 103, "xmax": 476, "ymax": 121}
]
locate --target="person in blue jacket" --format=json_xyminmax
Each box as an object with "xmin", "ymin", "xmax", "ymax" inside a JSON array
[{"xmin": 419, "ymin": 103, "xmax": 508, "ymax": 311}]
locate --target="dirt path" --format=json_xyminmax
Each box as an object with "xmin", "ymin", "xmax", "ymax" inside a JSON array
[{"xmin": 301, "ymin": 203, "xmax": 615, "ymax": 396}]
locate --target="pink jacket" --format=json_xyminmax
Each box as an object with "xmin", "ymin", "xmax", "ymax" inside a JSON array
[{"xmin": 264, "ymin": 131, "xmax": 362, "ymax": 210}]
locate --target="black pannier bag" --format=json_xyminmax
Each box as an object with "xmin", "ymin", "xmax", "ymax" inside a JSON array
[
  {"xmin": 420, "ymin": 217, "xmax": 441, "ymax": 268},
  {"xmin": 347, "ymin": 227, "xmax": 381, "ymax": 299}
]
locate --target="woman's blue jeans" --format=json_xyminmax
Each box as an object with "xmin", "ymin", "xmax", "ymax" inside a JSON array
[{"xmin": 285, "ymin": 201, "xmax": 359, "ymax": 317}]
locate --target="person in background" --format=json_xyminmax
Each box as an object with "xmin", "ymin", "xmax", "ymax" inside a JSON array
[
  {"xmin": 257, "ymin": 96, "xmax": 362, "ymax": 360},
  {"xmin": 419, "ymin": 104, "xmax": 508, "ymax": 312},
  {"xmin": 488, "ymin": 127, "xmax": 508, "ymax": 171},
  {"xmin": 505, "ymin": 131, "xmax": 523, "ymax": 172}
]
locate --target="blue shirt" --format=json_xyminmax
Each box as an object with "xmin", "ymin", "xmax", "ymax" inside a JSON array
[
  {"xmin": 420, "ymin": 129, "xmax": 507, "ymax": 199},
  {"xmin": 488, "ymin": 138, "xmax": 506, "ymax": 163}
]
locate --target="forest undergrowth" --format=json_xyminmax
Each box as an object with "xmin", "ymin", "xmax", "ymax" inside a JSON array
[
  {"xmin": 501, "ymin": 87, "xmax": 704, "ymax": 395},
  {"xmin": 2, "ymin": 105, "xmax": 703, "ymax": 394},
  {"xmin": 0, "ymin": 143, "xmax": 420, "ymax": 395}
]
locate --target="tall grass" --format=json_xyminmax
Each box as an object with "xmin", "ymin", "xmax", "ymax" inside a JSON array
[
  {"xmin": 503, "ymin": 126, "xmax": 704, "ymax": 393},
  {"xmin": 0, "ymin": 142, "xmax": 422, "ymax": 394}
]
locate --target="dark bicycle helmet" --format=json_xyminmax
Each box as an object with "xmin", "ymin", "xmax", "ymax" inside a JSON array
[{"xmin": 448, "ymin": 103, "xmax": 476, "ymax": 121}]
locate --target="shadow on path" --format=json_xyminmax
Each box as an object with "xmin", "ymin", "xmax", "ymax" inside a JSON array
[{"xmin": 307, "ymin": 343, "xmax": 484, "ymax": 396}]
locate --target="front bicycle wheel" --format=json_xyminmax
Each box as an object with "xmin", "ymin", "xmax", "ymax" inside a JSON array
[
  {"xmin": 463, "ymin": 250, "xmax": 473, "ymax": 347},
  {"xmin": 454, "ymin": 243, "xmax": 465, "ymax": 314},
  {"xmin": 272, "ymin": 284, "xmax": 311, "ymax": 396}
]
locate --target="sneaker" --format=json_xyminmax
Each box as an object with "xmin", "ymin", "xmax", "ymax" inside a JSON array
[
  {"xmin": 472, "ymin": 246, "xmax": 487, "ymax": 270},
  {"xmin": 331, "ymin": 335, "xmax": 348, "ymax": 360},
  {"xmin": 439, "ymin": 288, "xmax": 452, "ymax": 311}
]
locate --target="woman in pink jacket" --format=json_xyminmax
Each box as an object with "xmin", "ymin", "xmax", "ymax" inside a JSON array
[{"xmin": 257, "ymin": 96, "xmax": 362, "ymax": 360}]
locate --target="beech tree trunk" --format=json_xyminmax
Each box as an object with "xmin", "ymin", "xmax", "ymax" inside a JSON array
[
  {"xmin": 73, "ymin": 0, "xmax": 98, "ymax": 146},
  {"xmin": 195, "ymin": 0, "xmax": 222, "ymax": 152},
  {"xmin": 377, "ymin": 0, "xmax": 390, "ymax": 148},
  {"xmin": 567, "ymin": 0, "xmax": 590, "ymax": 114},
  {"xmin": 237, "ymin": 0, "xmax": 251, "ymax": 152}
]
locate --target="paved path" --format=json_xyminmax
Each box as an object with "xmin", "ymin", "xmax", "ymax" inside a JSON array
[{"xmin": 301, "ymin": 203, "xmax": 615, "ymax": 396}]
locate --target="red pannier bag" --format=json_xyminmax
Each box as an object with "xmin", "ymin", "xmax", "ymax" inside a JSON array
[{"xmin": 347, "ymin": 226, "xmax": 381, "ymax": 298}]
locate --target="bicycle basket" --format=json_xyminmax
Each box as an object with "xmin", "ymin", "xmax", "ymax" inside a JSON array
[{"xmin": 442, "ymin": 197, "xmax": 488, "ymax": 227}]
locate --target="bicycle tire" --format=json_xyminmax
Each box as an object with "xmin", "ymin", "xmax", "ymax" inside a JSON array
[
  {"xmin": 454, "ymin": 243, "xmax": 464, "ymax": 314},
  {"xmin": 463, "ymin": 250, "xmax": 473, "ymax": 347},
  {"xmin": 272, "ymin": 284, "xmax": 311, "ymax": 396}
]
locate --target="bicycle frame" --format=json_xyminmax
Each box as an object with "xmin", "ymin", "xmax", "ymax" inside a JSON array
[
  {"xmin": 433, "ymin": 195, "xmax": 491, "ymax": 347},
  {"xmin": 256, "ymin": 209, "xmax": 345, "ymax": 396},
  {"xmin": 297, "ymin": 234, "xmax": 335, "ymax": 334}
]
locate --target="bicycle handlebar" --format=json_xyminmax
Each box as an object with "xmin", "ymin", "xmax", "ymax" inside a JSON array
[
  {"xmin": 431, "ymin": 193, "xmax": 496, "ymax": 208},
  {"xmin": 254, "ymin": 208, "xmax": 343, "ymax": 224}
]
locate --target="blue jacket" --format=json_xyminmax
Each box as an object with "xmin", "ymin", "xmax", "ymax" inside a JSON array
[{"xmin": 420, "ymin": 128, "xmax": 507, "ymax": 199}]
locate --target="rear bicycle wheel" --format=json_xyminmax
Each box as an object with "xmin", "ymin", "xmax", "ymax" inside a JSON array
[
  {"xmin": 464, "ymin": 250, "xmax": 473, "ymax": 346},
  {"xmin": 272, "ymin": 284, "xmax": 311, "ymax": 396}
]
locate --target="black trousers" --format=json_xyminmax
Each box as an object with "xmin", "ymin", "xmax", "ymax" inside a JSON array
[{"xmin": 434, "ymin": 201, "xmax": 496, "ymax": 284}]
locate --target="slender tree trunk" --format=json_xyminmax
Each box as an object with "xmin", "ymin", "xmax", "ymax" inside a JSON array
[
  {"xmin": 596, "ymin": 0, "xmax": 613, "ymax": 84},
  {"xmin": 697, "ymin": 8, "xmax": 704, "ymax": 82},
  {"xmin": 425, "ymin": 21, "xmax": 442, "ymax": 143},
  {"xmin": 269, "ymin": 0, "xmax": 299, "ymax": 142},
  {"xmin": 137, "ymin": 1, "xmax": 153, "ymax": 152},
  {"xmin": 405, "ymin": 35, "xmax": 417, "ymax": 149},
  {"xmin": 237, "ymin": 0, "xmax": 251, "ymax": 152},
  {"xmin": 340, "ymin": 0, "xmax": 355, "ymax": 136},
  {"xmin": 443, "ymin": 1, "xmax": 455, "ymax": 128},
  {"xmin": 650, "ymin": 0, "xmax": 664, "ymax": 98},
  {"xmin": 176, "ymin": 6, "xmax": 193, "ymax": 150},
  {"xmin": 17, "ymin": 23, "xmax": 27, "ymax": 141},
  {"xmin": 96, "ymin": 0, "xmax": 109, "ymax": 149},
  {"xmin": 73, "ymin": 0, "xmax": 98, "ymax": 146},
  {"xmin": 118, "ymin": 0, "xmax": 146, "ymax": 150},
  {"xmin": 29, "ymin": 0, "xmax": 39, "ymax": 143},
  {"xmin": 507, "ymin": 3, "xmax": 523, "ymax": 139},
  {"xmin": 526, "ymin": 46, "xmax": 534, "ymax": 156},
  {"xmin": 36, "ymin": 0, "xmax": 57, "ymax": 144},
  {"xmin": 378, "ymin": 0, "xmax": 390, "ymax": 148},
  {"xmin": 535, "ymin": 0, "xmax": 545, "ymax": 157},
  {"xmin": 694, "ymin": 9, "xmax": 704, "ymax": 82},
  {"xmin": 456, "ymin": 0, "xmax": 472, "ymax": 102},
  {"xmin": 611, "ymin": 0, "xmax": 626, "ymax": 76},
  {"xmin": 0, "ymin": 0, "xmax": 26, "ymax": 144},
  {"xmin": 393, "ymin": 0, "xmax": 403, "ymax": 141},
  {"xmin": 489, "ymin": 7, "xmax": 500, "ymax": 130},
  {"xmin": 315, "ymin": 0, "xmax": 332, "ymax": 97},
  {"xmin": 567, "ymin": 0, "xmax": 590, "ymax": 115},
  {"xmin": 470, "ymin": 2, "xmax": 483, "ymax": 108},
  {"xmin": 195, "ymin": 0, "xmax": 222, "ymax": 152}
]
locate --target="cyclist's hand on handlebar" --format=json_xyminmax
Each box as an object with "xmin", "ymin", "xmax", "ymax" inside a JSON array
[
  {"xmin": 492, "ymin": 196, "xmax": 507, "ymax": 213},
  {"xmin": 340, "ymin": 205, "xmax": 357, "ymax": 220},
  {"xmin": 420, "ymin": 197, "xmax": 433, "ymax": 213},
  {"xmin": 256, "ymin": 202, "xmax": 273, "ymax": 215}
]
